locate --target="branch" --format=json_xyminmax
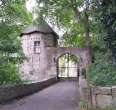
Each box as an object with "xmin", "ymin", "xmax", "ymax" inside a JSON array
[
  {"xmin": 73, "ymin": 6, "xmax": 82, "ymax": 20},
  {"xmin": 70, "ymin": 0, "xmax": 82, "ymax": 21}
]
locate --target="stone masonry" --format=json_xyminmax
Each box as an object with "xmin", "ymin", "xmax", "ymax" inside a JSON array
[
  {"xmin": 91, "ymin": 86, "xmax": 116, "ymax": 108},
  {"xmin": 20, "ymin": 23, "xmax": 90, "ymax": 82}
]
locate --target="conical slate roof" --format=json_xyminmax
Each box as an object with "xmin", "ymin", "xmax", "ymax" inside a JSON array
[{"xmin": 20, "ymin": 23, "xmax": 59, "ymax": 38}]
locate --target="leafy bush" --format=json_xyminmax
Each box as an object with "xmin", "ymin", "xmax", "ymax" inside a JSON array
[
  {"xmin": 89, "ymin": 106, "xmax": 116, "ymax": 110},
  {"xmin": 0, "ymin": 0, "xmax": 32, "ymax": 85},
  {"xmin": 89, "ymin": 51, "xmax": 116, "ymax": 86},
  {"xmin": 0, "ymin": 63, "xmax": 22, "ymax": 85}
]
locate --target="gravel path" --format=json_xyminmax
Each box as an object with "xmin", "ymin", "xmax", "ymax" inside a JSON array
[{"xmin": 0, "ymin": 81, "xmax": 80, "ymax": 110}]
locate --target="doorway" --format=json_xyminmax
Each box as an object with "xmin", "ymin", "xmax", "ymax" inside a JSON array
[{"xmin": 57, "ymin": 53, "xmax": 80, "ymax": 80}]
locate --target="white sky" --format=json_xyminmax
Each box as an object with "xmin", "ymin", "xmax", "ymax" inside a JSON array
[
  {"xmin": 0, "ymin": 1, "xmax": 2, "ymax": 5},
  {"xmin": 26, "ymin": 0, "xmax": 37, "ymax": 12}
]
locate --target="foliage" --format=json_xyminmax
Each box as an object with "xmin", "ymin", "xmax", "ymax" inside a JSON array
[
  {"xmin": 80, "ymin": 101, "xmax": 88, "ymax": 108},
  {"xmin": 0, "ymin": 0, "xmax": 32, "ymax": 84},
  {"xmin": 36, "ymin": 0, "xmax": 116, "ymax": 86},
  {"xmin": 63, "ymin": 33, "xmax": 86, "ymax": 47},
  {"xmin": 89, "ymin": 50, "xmax": 116, "ymax": 86},
  {"xmin": 0, "ymin": 63, "xmax": 21, "ymax": 85},
  {"xmin": 88, "ymin": 0, "xmax": 116, "ymax": 86},
  {"xmin": 89, "ymin": 106, "xmax": 116, "ymax": 110},
  {"xmin": 92, "ymin": 0, "xmax": 116, "ymax": 62},
  {"xmin": 36, "ymin": 0, "xmax": 94, "ymax": 48}
]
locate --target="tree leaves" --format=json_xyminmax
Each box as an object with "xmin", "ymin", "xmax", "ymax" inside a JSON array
[{"xmin": 0, "ymin": 0, "xmax": 32, "ymax": 85}]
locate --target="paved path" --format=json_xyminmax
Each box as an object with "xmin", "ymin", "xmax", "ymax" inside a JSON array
[{"xmin": 0, "ymin": 81, "xmax": 80, "ymax": 110}]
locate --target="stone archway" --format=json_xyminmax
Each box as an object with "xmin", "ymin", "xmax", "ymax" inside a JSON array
[{"xmin": 46, "ymin": 47, "xmax": 90, "ymax": 79}]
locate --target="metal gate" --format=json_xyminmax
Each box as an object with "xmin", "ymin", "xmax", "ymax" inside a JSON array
[{"xmin": 57, "ymin": 53, "xmax": 79, "ymax": 80}]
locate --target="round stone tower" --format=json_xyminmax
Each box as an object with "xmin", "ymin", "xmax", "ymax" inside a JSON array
[{"xmin": 20, "ymin": 23, "xmax": 59, "ymax": 81}]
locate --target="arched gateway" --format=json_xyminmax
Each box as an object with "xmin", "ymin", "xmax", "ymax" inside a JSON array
[
  {"xmin": 20, "ymin": 23, "xmax": 90, "ymax": 81},
  {"xmin": 47, "ymin": 47, "xmax": 90, "ymax": 79}
]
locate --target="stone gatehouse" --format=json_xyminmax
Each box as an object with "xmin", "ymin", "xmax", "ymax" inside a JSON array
[{"xmin": 20, "ymin": 23, "xmax": 90, "ymax": 81}]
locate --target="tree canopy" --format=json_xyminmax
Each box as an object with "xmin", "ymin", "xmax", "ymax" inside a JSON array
[
  {"xmin": 0, "ymin": 0, "xmax": 116, "ymax": 86},
  {"xmin": 36, "ymin": 0, "xmax": 116, "ymax": 86},
  {"xmin": 0, "ymin": 0, "xmax": 32, "ymax": 85},
  {"xmin": 36, "ymin": 0, "xmax": 95, "ymax": 48},
  {"xmin": 89, "ymin": 0, "xmax": 116, "ymax": 86}
]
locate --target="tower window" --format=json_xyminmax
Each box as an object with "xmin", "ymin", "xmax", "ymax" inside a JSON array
[
  {"xmin": 34, "ymin": 41, "xmax": 40, "ymax": 53},
  {"xmin": 34, "ymin": 41, "xmax": 40, "ymax": 46}
]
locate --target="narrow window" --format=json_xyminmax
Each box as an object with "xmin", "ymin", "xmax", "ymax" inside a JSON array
[{"xmin": 34, "ymin": 41, "xmax": 40, "ymax": 53}]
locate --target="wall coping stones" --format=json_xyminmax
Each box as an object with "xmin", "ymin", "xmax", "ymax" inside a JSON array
[
  {"xmin": 90, "ymin": 86, "xmax": 116, "ymax": 108},
  {"xmin": 0, "ymin": 77, "xmax": 58, "ymax": 103},
  {"xmin": 92, "ymin": 86, "xmax": 112, "ymax": 95}
]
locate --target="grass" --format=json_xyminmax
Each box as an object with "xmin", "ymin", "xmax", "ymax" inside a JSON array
[
  {"xmin": 89, "ymin": 107, "xmax": 116, "ymax": 110},
  {"xmin": 80, "ymin": 101, "xmax": 116, "ymax": 110}
]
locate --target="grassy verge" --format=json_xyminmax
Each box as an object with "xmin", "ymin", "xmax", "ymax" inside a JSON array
[
  {"xmin": 89, "ymin": 107, "xmax": 116, "ymax": 110},
  {"xmin": 80, "ymin": 101, "xmax": 116, "ymax": 110}
]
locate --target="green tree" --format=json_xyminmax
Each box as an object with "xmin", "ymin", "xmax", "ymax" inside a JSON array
[
  {"xmin": 36, "ymin": 0, "xmax": 93, "ymax": 58},
  {"xmin": 92, "ymin": 0, "xmax": 116, "ymax": 62},
  {"xmin": 0, "ymin": 0, "xmax": 32, "ymax": 85},
  {"xmin": 89, "ymin": 0, "xmax": 116, "ymax": 86}
]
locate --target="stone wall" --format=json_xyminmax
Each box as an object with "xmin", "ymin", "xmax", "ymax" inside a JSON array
[
  {"xmin": 46, "ymin": 47, "xmax": 90, "ymax": 78},
  {"xmin": 20, "ymin": 32, "xmax": 58, "ymax": 81},
  {"xmin": 78, "ymin": 76, "xmax": 116, "ymax": 108},
  {"xmin": 78, "ymin": 76, "xmax": 92, "ymax": 106},
  {"xmin": 91, "ymin": 86, "xmax": 116, "ymax": 108},
  {"xmin": 0, "ymin": 77, "xmax": 57, "ymax": 103}
]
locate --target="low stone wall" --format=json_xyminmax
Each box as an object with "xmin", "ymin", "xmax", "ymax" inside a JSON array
[
  {"xmin": 78, "ymin": 76, "xmax": 116, "ymax": 108},
  {"xmin": 0, "ymin": 77, "xmax": 57, "ymax": 103},
  {"xmin": 91, "ymin": 86, "xmax": 116, "ymax": 108},
  {"xmin": 79, "ymin": 76, "xmax": 92, "ymax": 107}
]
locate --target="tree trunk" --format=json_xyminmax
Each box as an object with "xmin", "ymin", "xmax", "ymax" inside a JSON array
[
  {"xmin": 74, "ymin": 8, "xmax": 92, "ymax": 64},
  {"xmin": 84, "ymin": 12, "xmax": 92, "ymax": 64}
]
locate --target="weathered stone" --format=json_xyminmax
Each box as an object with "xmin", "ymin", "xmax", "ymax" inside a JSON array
[
  {"xmin": 0, "ymin": 78, "xmax": 57, "ymax": 103},
  {"xmin": 20, "ymin": 24, "xmax": 90, "ymax": 82},
  {"xmin": 91, "ymin": 86, "xmax": 116, "ymax": 108},
  {"xmin": 112, "ymin": 86, "xmax": 116, "ymax": 96},
  {"xmin": 93, "ymin": 87, "xmax": 111, "ymax": 95},
  {"xmin": 111, "ymin": 86, "xmax": 116, "ymax": 106},
  {"xmin": 112, "ymin": 96, "xmax": 116, "ymax": 106},
  {"xmin": 96, "ymin": 94, "xmax": 112, "ymax": 108},
  {"xmin": 92, "ymin": 94, "xmax": 96, "ymax": 106}
]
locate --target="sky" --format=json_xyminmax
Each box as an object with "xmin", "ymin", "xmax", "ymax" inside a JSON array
[{"xmin": 26, "ymin": 0, "xmax": 37, "ymax": 12}]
